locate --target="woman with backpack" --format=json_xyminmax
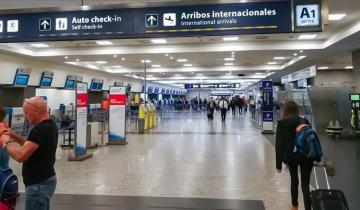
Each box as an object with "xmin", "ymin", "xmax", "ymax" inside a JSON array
[{"xmin": 275, "ymin": 101, "xmax": 321, "ymax": 210}]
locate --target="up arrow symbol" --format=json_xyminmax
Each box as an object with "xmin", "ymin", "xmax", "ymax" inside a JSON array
[
  {"xmin": 147, "ymin": 16, "xmax": 156, "ymax": 25},
  {"xmin": 41, "ymin": 20, "xmax": 50, "ymax": 29}
]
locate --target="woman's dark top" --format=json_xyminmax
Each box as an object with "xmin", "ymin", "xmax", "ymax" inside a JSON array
[{"xmin": 275, "ymin": 116, "xmax": 310, "ymax": 170}]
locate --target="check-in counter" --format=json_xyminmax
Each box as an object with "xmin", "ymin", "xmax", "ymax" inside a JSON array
[
  {"xmin": 138, "ymin": 104, "xmax": 149, "ymax": 132},
  {"xmin": 146, "ymin": 104, "xmax": 153, "ymax": 129}
]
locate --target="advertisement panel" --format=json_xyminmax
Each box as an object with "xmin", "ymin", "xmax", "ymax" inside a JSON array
[{"xmin": 108, "ymin": 86, "xmax": 127, "ymax": 145}]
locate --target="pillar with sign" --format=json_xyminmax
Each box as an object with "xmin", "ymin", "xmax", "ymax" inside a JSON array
[
  {"xmin": 261, "ymin": 80, "xmax": 274, "ymax": 134},
  {"xmin": 68, "ymin": 82, "xmax": 93, "ymax": 161},
  {"xmin": 108, "ymin": 86, "xmax": 127, "ymax": 145}
]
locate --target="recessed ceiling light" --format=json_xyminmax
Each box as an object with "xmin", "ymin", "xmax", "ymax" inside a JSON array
[
  {"xmin": 30, "ymin": 43, "xmax": 49, "ymax": 48},
  {"xmin": 293, "ymin": 53, "xmax": 298, "ymax": 56},
  {"xmin": 317, "ymin": 66, "xmax": 329, "ymax": 70},
  {"xmin": 112, "ymin": 65, "xmax": 122, "ymax": 68},
  {"xmin": 298, "ymin": 34, "xmax": 317, "ymax": 40},
  {"xmin": 231, "ymin": 52, "xmax": 235, "ymax": 55},
  {"xmin": 231, "ymin": 55, "xmax": 235, "ymax": 58},
  {"xmin": 345, "ymin": 66, "xmax": 353, "ymax": 69},
  {"xmin": 196, "ymin": 74, "xmax": 203, "ymax": 76},
  {"xmin": 177, "ymin": 59, "xmax": 188, "ymax": 62},
  {"xmin": 151, "ymin": 39, "xmax": 167, "ymax": 44},
  {"xmin": 267, "ymin": 62, "xmax": 277, "ymax": 65},
  {"xmin": 223, "ymin": 37, "xmax": 239, "ymax": 41},
  {"xmin": 225, "ymin": 58, "xmax": 235, "ymax": 61},
  {"xmin": 152, "ymin": 64, "xmax": 161, "ymax": 68},
  {"xmin": 274, "ymin": 57, "xmax": 286, "ymax": 60},
  {"xmin": 96, "ymin": 61, "xmax": 107, "ymax": 64},
  {"xmin": 96, "ymin": 40, "xmax": 113, "ymax": 45},
  {"xmin": 80, "ymin": 5, "xmax": 91, "ymax": 11},
  {"xmin": 224, "ymin": 63, "xmax": 234, "ymax": 66},
  {"xmin": 141, "ymin": 59, "xmax": 152, "ymax": 63},
  {"xmin": 76, "ymin": 59, "xmax": 80, "ymax": 62},
  {"xmin": 64, "ymin": 56, "xmax": 69, "ymax": 59},
  {"xmin": 184, "ymin": 64, "xmax": 193, "ymax": 67},
  {"xmin": 329, "ymin": 13, "xmax": 346, "ymax": 21},
  {"xmin": 165, "ymin": 54, "xmax": 169, "ymax": 57},
  {"xmin": 122, "ymin": 57, "xmax": 126, "ymax": 61},
  {"xmin": 169, "ymin": 56, "xmax": 174, "ymax": 60},
  {"xmin": 113, "ymin": 55, "xmax": 118, "ymax": 58}
]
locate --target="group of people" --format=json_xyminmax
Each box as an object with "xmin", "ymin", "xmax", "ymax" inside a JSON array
[{"xmin": 0, "ymin": 97, "xmax": 58, "ymax": 210}]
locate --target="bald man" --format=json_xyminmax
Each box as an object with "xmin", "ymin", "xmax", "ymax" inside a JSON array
[{"xmin": 0, "ymin": 97, "xmax": 58, "ymax": 210}]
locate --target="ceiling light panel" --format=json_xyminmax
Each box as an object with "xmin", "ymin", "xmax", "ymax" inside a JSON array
[
  {"xmin": 30, "ymin": 43, "xmax": 49, "ymax": 48},
  {"xmin": 223, "ymin": 37, "xmax": 239, "ymax": 41},
  {"xmin": 96, "ymin": 40, "xmax": 113, "ymax": 45},
  {"xmin": 298, "ymin": 34, "xmax": 317, "ymax": 40},
  {"xmin": 151, "ymin": 39, "xmax": 167, "ymax": 44},
  {"xmin": 177, "ymin": 59, "xmax": 188, "ymax": 62},
  {"xmin": 328, "ymin": 13, "xmax": 346, "ymax": 21}
]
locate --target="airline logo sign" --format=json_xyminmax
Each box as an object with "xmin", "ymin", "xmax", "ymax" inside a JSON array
[
  {"xmin": 110, "ymin": 86, "xmax": 126, "ymax": 105},
  {"xmin": 76, "ymin": 83, "xmax": 88, "ymax": 108}
]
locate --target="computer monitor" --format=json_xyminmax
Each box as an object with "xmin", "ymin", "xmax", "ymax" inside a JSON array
[
  {"xmin": 65, "ymin": 79, "xmax": 75, "ymax": 89},
  {"xmin": 350, "ymin": 94, "xmax": 360, "ymax": 102},
  {"xmin": 40, "ymin": 77, "xmax": 53, "ymax": 87},
  {"xmin": 15, "ymin": 74, "xmax": 29, "ymax": 86}
]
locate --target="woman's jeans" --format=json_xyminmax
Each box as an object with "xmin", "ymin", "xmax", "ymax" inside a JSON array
[{"xmin": 25, "ymin": 176, "xmax": 57, "ymax": 210}]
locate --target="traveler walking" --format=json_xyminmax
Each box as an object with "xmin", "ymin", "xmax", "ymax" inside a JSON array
[
  {"xmin": 275, "ymin": 101, "xmax": 321, "ymax": 210},
  {"xmin": 219, "ymin": 97, "xmax": 228, "ymax": 122},
  {"xmin": 207, "ymin": 98, "xmax": 216, "ymax": 120}
]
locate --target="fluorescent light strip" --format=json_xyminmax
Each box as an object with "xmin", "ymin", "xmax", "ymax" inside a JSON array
[
  {"xmin": 224, "ymin": 63, "xmax": 233, "ymax": 66},
  {"xmin": 298, "ymin": 34, "xmax": 317, "ymax": 40},
  {"xmin": 152, "ymin": 64, "xmax": 161, "ymax": 68},
  {"xmin": 223, "ymin": 37, "xmax": 239, "ymax": 41},
  {"xmin": 151, "ymin": 39, "xmax": 167, "ymax": 44},
  {"xmin": 274, "ymin": 57, "xmax": 286, "ymax": 60},
  {"xmin": 184, "ymin": 64, "xmax": 193, "ymax": 67},
  {"xmin": 177, "ymin": 59, "xmax": 188, "ymax": 62},
  {"xmin": 30, "ymin": 43, "xmax": 49, "ymax": 48},
  {"xmin": 96, "ymin": 40, "xmax": 113, "ymax": 45},
  {"xmin": 329, "ymin": 13, "xmax": 346, "ymax": 21},
  {"xmin": 317, "ymin": 66, "xmax": 329, "ymax": 70},
  {"xmin": 224, "ymin": 58, "xmax": 235, "ymax": 61},
  {"xmin": 267, "ymin": 62, "xmax": 277, "ymax": 65},
  {"xmin": 96, "ymin": 61, "xmax": 107, "ymax": 64},
  {"xmin": 345, "ymin": 66, "xmax": 353, "ymax": 69}
]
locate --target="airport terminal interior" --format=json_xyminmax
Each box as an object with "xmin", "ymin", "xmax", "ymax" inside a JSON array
[{"xmin": 0, "ymin": 0, "xmax": 360, "ymax": 209}]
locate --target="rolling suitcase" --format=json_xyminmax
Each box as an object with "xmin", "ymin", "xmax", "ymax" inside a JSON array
[{"xmin": 311, "ymin": 166, "xmax": 349, "ymax": 210}]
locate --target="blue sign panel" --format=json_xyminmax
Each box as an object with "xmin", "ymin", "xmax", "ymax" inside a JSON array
[
  {"xmin": 0, "ymin": 9, "xmax": 133, "ymax": 42},
  {"xmin": 134, "ymin": 1, "xmax": 292, "ymax": 38},
  {"xmin": 0, "ymin": 1, "xmax": 294, "ymax": 42},
  {"xmin": 262, "ymin": 111, "xmax": 274, "ymax": 122}
]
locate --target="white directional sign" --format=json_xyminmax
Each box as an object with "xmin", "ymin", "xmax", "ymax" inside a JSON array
[
  {"xmin": 296, "ymin": 4, "xmax": 320, "ymax": 26},
  {"xmin": 7, "ymin": 20, "xmax": 18, "ymax": 32},
  {"xmin": 163, "ymin": 13, "xmax": 176, "ymax": 26},
  {"xmin": 0, "ymin": 21, "xmax": 3, "ymax": 33},
  {"xmin": 39, "ymin": 18, "xmax": 51, "ymax": 31},
  {"xmin": 56, "ymin": 17, "xmax": 68, "ymax": 30},
  {"xmin": 145, "ymin": 14, "xmax": 158, "ymax": 27}
]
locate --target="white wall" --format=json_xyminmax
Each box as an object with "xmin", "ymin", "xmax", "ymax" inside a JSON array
[
  {"xmin": 186, "ymin": 90, "xmax": 211, "ymax": 99},
  {"xmin": 36, "ymin": 89, "xmax": 75, "ymax": 110},
  {"xmin": 0, "ymin": 51, "xmax": 183, "ymax": 93},
  {"xmin": 314, "ymin": 70, "xmax": 355, "ymax": 88}
]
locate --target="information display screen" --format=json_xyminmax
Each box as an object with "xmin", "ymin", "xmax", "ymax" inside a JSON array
[
  {"xmin": 65, "ymin": 79, "xmax": 75, "ymax": 89},
  {"xmin": 15, "ymin": 74, "xmax": 29, "ymax": 85},
  {"xmin": 350, "ymin": 94, "xmax": 360, "ymax": 102},
  {"xmin": 40, "ymin": 77, "xmax": 52, "ymax": 87}
]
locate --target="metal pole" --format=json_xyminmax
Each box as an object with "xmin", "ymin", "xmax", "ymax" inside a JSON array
[{"xmin": 144, "ymin": 62, "xmax": 147, "ymax": 103}]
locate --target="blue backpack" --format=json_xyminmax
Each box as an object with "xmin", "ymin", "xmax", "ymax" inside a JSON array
[
  {"xmin": 0, "ymin": 168, "xmax": 18, "ymax": 200},
  {"xmin": 294, "ymin": 119, "xmax": 323, "ymax": 160}
]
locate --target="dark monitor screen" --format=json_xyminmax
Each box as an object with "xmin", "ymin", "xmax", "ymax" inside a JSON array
[
  {"xmin": 41, "ymin": 77, "xmax": 52, "ymax": 87},
  {"xmin": 65, "ymin": 79, "xmax": 75, "ymax": 89},
  {"xmin": 90, "ymin": 82, "xmax": 98, "ymax": 90},
  {"xmin": 15, "ymin": 74, "xmax": 29, "ymax": 85},
  {"xmin": 97, "ymin": 83, "xmax": 103, "ymax": 90}
]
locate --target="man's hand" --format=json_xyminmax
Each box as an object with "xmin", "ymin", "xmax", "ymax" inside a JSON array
[{"xmin": 1, "ymin": 128, "xmax": 15, "ymax": 139}]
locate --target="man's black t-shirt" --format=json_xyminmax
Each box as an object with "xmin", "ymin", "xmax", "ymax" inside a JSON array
[{"xmin": 23, "ymin": 119, "xmax": 58, "ymax": 186}]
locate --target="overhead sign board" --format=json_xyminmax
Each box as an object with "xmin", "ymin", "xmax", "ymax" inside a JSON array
[
  {"xmin": 281, "ymin": 65, "xmax": 316, "ymax": 84},
  {"xmin": 293, "ymin": 0, "xmax": 322, "ymax": 32},
  {"xmin": 0, "ymin": 1, "xmax": 320, "ymax": 43},
  {"xmin": 185, "ymin": 83, "xmax": 239, "ymax": 89}
]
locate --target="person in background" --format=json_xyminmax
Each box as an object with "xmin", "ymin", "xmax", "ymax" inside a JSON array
[
  {"xmin": 219, "ymin": 97, "xmax": 228, "ymax": 122},
  {"xmin": 199, "ymin": 98, "xmax": 203, "ymax": 111},
  {"xmin": 0, "ymin": 97, "xmax": 58, "ymax": 210},
  {"xmin": 242, "ymin": 96, "xmax": 248, "ymax": 112},
  {"xmin": 207, "ymin": 98, "xmax": 216, "ymax": 120},
  {"xmin": 0, "ymin": 107, "xmax": 10, "ymax": 169},
  {"xmin": 203, "ymin": 99, "xmax": 208, "ymax": 112},
  {"xmin": 275, "ymin": 101, "xmax": 320, "ymax": 210},
  {"xmin": 249, "ymin": 97, "xmax": 256, "ymax": 119},
  {"xmin": 230, "ymin": 98, "xmax": 236, "ymax": 115}
]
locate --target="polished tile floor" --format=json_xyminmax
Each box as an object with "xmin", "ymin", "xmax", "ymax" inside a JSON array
[{"xmin": 10, "ymin": 111, "xmax": 299, "ymax": 210}]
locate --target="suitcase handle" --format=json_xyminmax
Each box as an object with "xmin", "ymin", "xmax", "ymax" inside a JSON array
[{"xmin": 313, "ymin": 165, "xmax": 330, "ymax": 190}]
